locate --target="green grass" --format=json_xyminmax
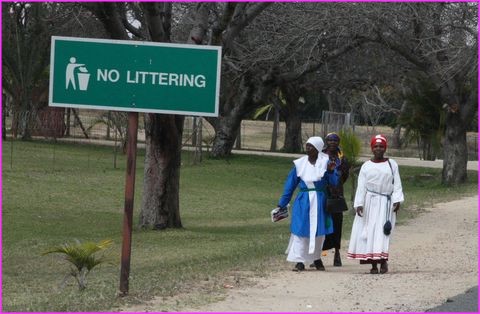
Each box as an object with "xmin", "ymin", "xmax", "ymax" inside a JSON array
[{"xmin": 2, "ymin": 140, "xmax": 477, "ymax": 311}]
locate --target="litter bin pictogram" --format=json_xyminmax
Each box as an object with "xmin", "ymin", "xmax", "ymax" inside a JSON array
[{"xmin": 77, "ymin": 67, "xmax": 90, "ymax": 91}]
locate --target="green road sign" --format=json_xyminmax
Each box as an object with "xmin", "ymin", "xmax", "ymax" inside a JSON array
[{"xmin": 49, "ymin": 36, "xmax": 221, "ymax": 116}]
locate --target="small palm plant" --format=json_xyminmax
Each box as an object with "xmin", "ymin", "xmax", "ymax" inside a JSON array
[
  {"xmin": 42, "ymin": 239, "xmax": 113, "ymax": 290},
  {"xmin": 338, "ymin": 129, "xmax": 362, "ymax": 204}
]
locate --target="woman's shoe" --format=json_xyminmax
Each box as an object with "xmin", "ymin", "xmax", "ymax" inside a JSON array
[
  {"xmin": 370, "ymin": 262, "xmax": 378, "ymax": 274},
  {"xmin": 333, "ymin": 251, "xmax": 342, "ymax": 266},
  {"xmin": 380, "ymin": 261, "xmax": 388, "ymax": 274},
  {"xmin": 293, "ymin": 262, "xmax": 305, "ymax": 271},
  {"xmin": 314, "ymin": 259, "xmax": 325, "ymax": 271}
]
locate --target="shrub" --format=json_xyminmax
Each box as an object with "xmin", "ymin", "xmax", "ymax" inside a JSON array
[{"xmin": 42, "ymin": 239, "xmax": 112, "ymax": 290}]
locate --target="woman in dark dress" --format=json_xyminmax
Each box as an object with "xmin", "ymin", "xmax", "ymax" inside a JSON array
[{"xmin": 312, "ymin": 132, "xmax": 350, "ymax": 269}]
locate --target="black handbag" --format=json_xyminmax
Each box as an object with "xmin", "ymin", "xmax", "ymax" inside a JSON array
[
  {"xmin": 383, "ymin": 220, "xmax": 392, "ymax": 235},
  {"xmin": 326, "ymin": 196, "xmax": 348, "ymax": 214}
]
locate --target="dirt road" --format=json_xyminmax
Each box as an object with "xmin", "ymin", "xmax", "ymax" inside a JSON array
[
  {"xmin": 180, "ymin": 195, "xmax": 478, "ymax": 312},
  {"xmin": 122, "ymin": 195, "xmax": 478, "ymax": 312}
]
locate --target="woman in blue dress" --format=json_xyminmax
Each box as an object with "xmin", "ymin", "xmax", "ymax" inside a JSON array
[{"xmin": 277, "ymin": 136, "xmax": 340, "ymax": 271}]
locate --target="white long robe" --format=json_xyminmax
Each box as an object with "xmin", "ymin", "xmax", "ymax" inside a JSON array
[{"xmin": 347, "ymin": 159, "xmax": 404, "ymax": 260}]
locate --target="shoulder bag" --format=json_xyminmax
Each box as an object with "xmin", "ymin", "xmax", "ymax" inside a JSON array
[
  {"xmin": 383, "ymin": 160, "xmax": 394, "ymax": 235},
  {"xmin": 326, "ymin": 196, "xmax": 348, "ymax": 214}
]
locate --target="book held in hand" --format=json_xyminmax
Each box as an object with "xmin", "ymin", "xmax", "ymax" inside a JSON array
[{"xmin": 271, "ymin": 205, "xmax": 289, "ymax": 222}]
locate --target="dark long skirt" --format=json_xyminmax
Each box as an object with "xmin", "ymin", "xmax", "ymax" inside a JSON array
[{"xmin": 322, "ymin": 212, "xmax": 343, "ymax": 250}]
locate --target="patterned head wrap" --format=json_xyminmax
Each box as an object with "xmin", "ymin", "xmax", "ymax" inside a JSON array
[
  {"xmin": 370, "ymin": 134, "xmax": 387, "ymax": 149},
  {"xmin": 306, "ymin": 136, "xmax": 324, "ymax": 153},
  {"xmin": 325, "ymin": 132, "xmax": 340, "ymax": 143}
]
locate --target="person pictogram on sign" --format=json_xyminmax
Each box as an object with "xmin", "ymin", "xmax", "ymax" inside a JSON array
[{"xmin": 66, "ymin": 57, "xmax": 86, "ymax": 90}]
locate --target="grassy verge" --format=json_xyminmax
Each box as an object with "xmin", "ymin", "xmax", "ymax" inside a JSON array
[{"xmin": 2, "ymin": 140, "xmax": 477, "ymax": 311}]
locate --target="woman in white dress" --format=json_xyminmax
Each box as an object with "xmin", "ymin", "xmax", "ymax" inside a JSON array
[
  {"xmin": 347, "ymin": 134, "xmax": 404, "ymax": 274},
  {"xmin": 277, "ymin": 136, "xmax": 339, "ymax": 271}
]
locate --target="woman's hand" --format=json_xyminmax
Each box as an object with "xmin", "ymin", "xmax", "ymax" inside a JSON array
[
  {"xmin": 327, "ymin": 159, "xmax": 336, "ymax": 171},
  {"xmin": 356, "ymin": 206, "xmax": 364, "ymax": 217},
  {"xmin": 393, "ymin": 202, "xmax": 400, "ymax": 213}
]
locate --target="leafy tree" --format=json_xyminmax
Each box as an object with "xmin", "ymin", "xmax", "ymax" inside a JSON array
[
  {"xmin": 223, "ymin": 2, "xmax": 372, "ymax": 154},
  {"xmin": 399, "ymin": 78, "xmax": 444, "ymax": 161},
  {"xmin": 2, "ymin": 3, "xmax": 53, "ymax": 139},
  {"xmin": 363, "ymin": 2, "xmax": 477, "ymax": 185},
  {"xmin": 2, "ymin": 3, "xmax": 104, "ymax": 140},
  {"xmin": 202, "ymin": 3, "xmax": 273, "ymax": 157}
]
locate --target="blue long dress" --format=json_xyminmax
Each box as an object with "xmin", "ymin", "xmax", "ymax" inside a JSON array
[{"xmin": 278, "ymin": 155, "xmax": 340, "ymax": 263}]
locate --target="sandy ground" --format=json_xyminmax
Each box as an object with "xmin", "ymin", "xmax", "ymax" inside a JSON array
[{"xmin": 123, "ymin": 195, "xmax": 478, "ymax": 313}]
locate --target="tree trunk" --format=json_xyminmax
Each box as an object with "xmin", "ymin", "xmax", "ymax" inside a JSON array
[
  {"xmin": 139, "ymin": 2, "xmax": 212, "ymax": 228},
  {"xmin": 391, "ymin": 125, "xmax": 402, "ymax": 149},
  {"xmin": 140, "ymin": 114, "xmax": 184, "ymax": 229},
  {"xmin": 326, "ymin": 91, "xmax": 334, "ymax": 111},
  {"xmin": 106, "ymin": 111, "xmax": 111, "ymax": 140},
  {"xmin": 270, "ymin": 108, "xmax": 279, "ymax": 151},
  {"xmin": 65, "ymin": 108, "xmax": 71, "ymax": 137},
  {"xmin": 192, "ymin": 117, "xmax": 203, "ymax": 164},
  {"xmin": 235, "ymin": 127, "xmax": 242, "ymax": 150},
  {"xmin": 85, "ymin": 2, "xmax": 189, "ymax": 230},
  {"xmin": 281, "ymin": 84, "xmax": 304, "ymax": 153},
  {"xmin": 391, "ymin": 101, "xmax": 406, "ymax": 149},
  {"xmin": 210, "ymin": 73, "xmax": 260, "ymax": 157},
  {"xmin": 32, "ymin": 106, "xmax": 66, "ymax": 138},
  {"xmin": 192, "ymin": 117, "xmax": 198, "ymax": 146},
  {"xmin": 421, "ymin": 137, "xmax": 436, "ymax": 161},
  {"xmin": 11, "ymin": 109, "xmax": 19, "ymax": 139},
  {"xmin": 20, "ymin": 103, "xmax": 35, "ymax": 141},
  {"xmin": 2, "ymin": 93, "xmax": 6, "ymax": 140},
  {"xmin": 283, "ymin": 113, "xmax": 302, "ymax": 153},
  {"xmin": 442, "ymin": 110, "xmax": 468, "ymax": 185},
  {"xmin": 211, "ymin": 116, "xmax": 241, "ymax": 157}
]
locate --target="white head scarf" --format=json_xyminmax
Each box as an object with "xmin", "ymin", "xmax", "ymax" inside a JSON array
[
  {"xmin": 294, "ymin": 136, "xmax": 329, "ymax": 181},
  {"xmin": 306, "ymin": 136, "xmax": 324, "ymax": 153}
]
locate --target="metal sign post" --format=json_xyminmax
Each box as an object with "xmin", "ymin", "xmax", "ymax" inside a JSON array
[{"xmin": 119, "ymin": 112, "xmax": 138, "ymax": 296}]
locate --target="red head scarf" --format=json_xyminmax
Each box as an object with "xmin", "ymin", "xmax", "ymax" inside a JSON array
[{"xmin": 370, "ymin": 134, "xmax": 387, "ymax": 149}]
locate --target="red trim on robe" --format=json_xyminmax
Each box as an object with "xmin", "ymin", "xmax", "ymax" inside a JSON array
[{"xmin": 347, "ymin": 252, "xmax": 389, "ymax": 259}]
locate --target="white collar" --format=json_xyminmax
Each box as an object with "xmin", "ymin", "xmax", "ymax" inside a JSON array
[{"xmin": 293, "ymin": 153, "xmax": 329, "ymax": 181}]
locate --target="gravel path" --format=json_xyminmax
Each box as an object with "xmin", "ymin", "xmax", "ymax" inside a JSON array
[
  {"xmin": 180, "ymin": 195, "xmax": 478, "ymax": 312},
  {"xmin": 122, "ymin": 195, "xmax": 477, "ymax": 312}
]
